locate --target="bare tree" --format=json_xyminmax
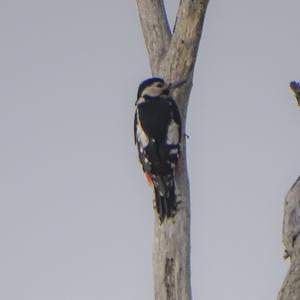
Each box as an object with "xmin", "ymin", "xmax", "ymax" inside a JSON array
[{"xmin": 136, "ymin": 1, "xmax": 209, "ymax": 299}]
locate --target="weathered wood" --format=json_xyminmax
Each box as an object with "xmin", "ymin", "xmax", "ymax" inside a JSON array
[
  {"xmin": 136, "ymin": 1, "xmax": 209, "ymax": 299},
  {"xmin": 278, "ymin": 177, "xmax": 300, "ymax": 300},
  {"xmin": 136, "ymin": 0, "xmax": 172, "ymax": 72}
]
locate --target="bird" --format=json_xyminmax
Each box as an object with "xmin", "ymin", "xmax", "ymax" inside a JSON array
[
  {"xmin": 134, "ymin": 77, "xmax": 183, "ymax": 223},
  {"xmin": 289, "ymin": 81, "xmax": 300, "ymax": 107}
]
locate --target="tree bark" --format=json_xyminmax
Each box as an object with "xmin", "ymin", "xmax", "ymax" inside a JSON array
[
  {"xmin": 136, "ymin": 1, "xmax": 209, "ymax": 299},
  {"xmin": 278, "ymin": 177, "xmax": 300, "ymax": 300}
]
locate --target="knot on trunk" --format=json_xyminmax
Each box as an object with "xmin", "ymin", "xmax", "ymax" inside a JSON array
[{"xmin": 164, "ymin": 257, "xmax": 175, "ymax": 300}]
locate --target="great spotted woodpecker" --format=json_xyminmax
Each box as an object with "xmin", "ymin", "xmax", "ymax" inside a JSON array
[{"xmin": 134, "ymin": 77, "xmax": 182, "ymax": 223}]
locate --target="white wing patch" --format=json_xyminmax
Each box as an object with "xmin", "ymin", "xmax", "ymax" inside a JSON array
[
  {"xmin": 166, "ymin": 120, "xmax": 180, "ymax": 145},
  {"xmin": 136, "ymin": 112, "xmax": 149, "ymax": 148}
]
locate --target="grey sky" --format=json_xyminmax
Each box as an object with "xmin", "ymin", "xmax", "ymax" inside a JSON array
[{"xmin": 0, "ymin": 1, "xmax": 299, "ymax": 300}]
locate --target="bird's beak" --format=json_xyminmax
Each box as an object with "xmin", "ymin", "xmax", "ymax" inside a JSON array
[
  {"xmin": 168, "ymin": 79, "xmax": 187, "ymax": 90},
  {"xmin": 160, "ymin": 79, "xmax": 186, "ymax": 96}
]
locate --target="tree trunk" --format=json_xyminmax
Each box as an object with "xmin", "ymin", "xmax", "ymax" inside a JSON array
[
  {"xmin": 136, "ymin": 1, "xmax": 209, "ymax": 299},
  {"xmin": 278, "ymin": 177, "xmax": 300, "ymax": 300}
]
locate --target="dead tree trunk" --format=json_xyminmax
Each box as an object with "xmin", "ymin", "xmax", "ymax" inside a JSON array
[
  {"xmin": 136, "ymin": 1, "xmax": 209, "ymax": 299},
  {"xmin": 278, "ymin": 176, "xmax": 300, "ymax": 300}
]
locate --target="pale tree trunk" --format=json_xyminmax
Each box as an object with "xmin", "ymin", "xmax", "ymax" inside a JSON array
[
  {"xmin": 136, "ymin": 1, "xmax": 209, "ymax": 299},
  {"xmin": 278, "ymin": 176, "xmax": 300, "ymax": 300}
]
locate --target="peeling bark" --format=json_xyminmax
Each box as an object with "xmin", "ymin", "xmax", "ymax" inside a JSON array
[{"xmin": 136, "ymin": 1, "xmax": 209, "ymax": 299}]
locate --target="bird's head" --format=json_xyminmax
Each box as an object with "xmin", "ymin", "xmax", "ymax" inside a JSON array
[
  {"xmin": 135, "ymin": 77, "xmax": 186, "ymax": 105},
  {"xmin": 137, "ymin": 77, "xmax": 170, "ymax": 100}
]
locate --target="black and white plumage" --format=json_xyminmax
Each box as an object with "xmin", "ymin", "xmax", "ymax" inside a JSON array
[{"xmin": 134, "ymin": 77, "xmax": 182, "ymax": 223}]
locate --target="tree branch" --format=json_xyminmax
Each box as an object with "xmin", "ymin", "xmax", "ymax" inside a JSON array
[
  {"xmin": 168, "ymin": 0, "xmax": 209, "ymax": 79},
  {"xmin": 278, "ymin": 177, "xmax": 300, "ymax": 300},
  {"xmin": 290, "ymin": 81, "xmax": 300, "ymax": 107},
  {"xmin": 136, "ymin": 0, "xmax": 172, "ymax": 72}
]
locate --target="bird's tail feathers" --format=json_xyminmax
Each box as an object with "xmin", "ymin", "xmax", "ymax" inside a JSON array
[{"xmin": 152, "ymin": 174, "xmax": 177, "ymax": 223}]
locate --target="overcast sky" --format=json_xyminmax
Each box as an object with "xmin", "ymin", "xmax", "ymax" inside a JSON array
[{"xmin": 1, "ymin": 1, "xmax": 300, "ymax": 300}]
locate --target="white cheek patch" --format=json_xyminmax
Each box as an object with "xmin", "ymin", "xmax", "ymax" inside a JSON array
[
  {"xmin": 166, "ymin": 120, "xmax": 180, "ymax": 145},
  {"xmin": 142, "ymin": 86, "xmax": 160, "ymax": 97}
]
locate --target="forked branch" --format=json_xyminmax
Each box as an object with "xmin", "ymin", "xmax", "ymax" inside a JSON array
[{"xmin": 137, "ymin": 0, "xmax": 209, "ymax": 77}]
